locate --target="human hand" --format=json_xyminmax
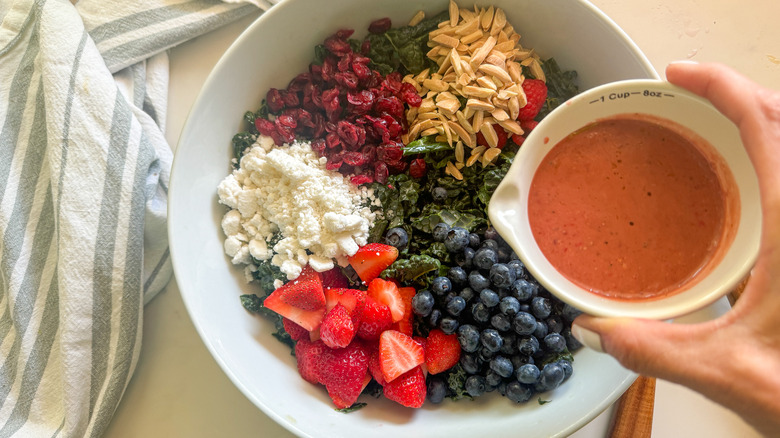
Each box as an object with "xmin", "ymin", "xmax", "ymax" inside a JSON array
[{"xmin": 571, "ymin": 62, "xmax": 780, "ymax": 437}]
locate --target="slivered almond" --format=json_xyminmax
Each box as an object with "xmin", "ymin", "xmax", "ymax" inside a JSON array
[
  {"xmin": 445, "ymin": 161, "xmax": 464, "ymax": 180},
  {"xmin": 459, "ymin": 8, "xmax": 475, "ymax": 21},
  {"xmin": 436, "ymin": 99, "xmax": 461, "ymax": 114},
  {"xmin": 447, "ymin": 121, "xmax": 472, "ymax": 144},
  {"xmin": 455, "ymin": 111, "xmax": 476, "ymax": 135},
  {"xmin": 406, "ymin": 106, "xmax": 418, "ymax": 124},
  {"xmin": 530, "ymin": 58, "xmax": 546, "ymax": 81},
  {"xmin": 508, "ymin": 96, "xmax": 520, "ymax": 119},
  {"xmin": 466, "ymin": 151, "xmax": 483, "ymax": 167},
  {"xmin": 497, "ymin": 89, "xmax": 517, "ymax": 100},
  {"xmin": 433, "ymin": 33, "xmax": 460, "ymax": 49},
  {"xmin": 494, "ymin": 40, "xmax": 515, "ymax": 53},
  {"xmin": 455, "ymin": 141, "xmax": 465, "ymax": 163},
  {"xmin": 490, "ymin": 8, "xmax": 506, "ymax": 35},
  {"xmin": 471, "ymin": 145, "xmax": 486, "ymax": 156},
  {"xmin": 448, "ymin": 0, "xmax": 459, "ymax": 26},
  {"xmin": 463, "ymin": 85, "xmax": 495, "ymax": 98},
  {"xmin": 471, "ymin": 109, "xmax": 484, "ymax": 132},
  {"xmin": 470, "ymin": 36, "xmax": 496, "ymax": 67},
  {"xmin": 479, "ymin": 122, "xmax": 498, "ymax": 148},
  {"xmin": 421, "ymin": 127, "xmax": 440, "ymax": 137},
  {"xmin": 460, "ymin": 29, "xmax": 483, "ymax": 45},
  {"xmin": 491, "ymin": 108, "xmax": 510, "ymax": 122},
  {"xmin": 409, "ymin": 10, "xmax": 425, "ymax": 27},
  {"xmin": 485, "ymin": 51, "xmax": 506, "ymax": 68},
  {"xmin": 497, "ymin": 30, "xmax": 509, "ymax": 44},
  {"xmin": 478, "ymin": 63, "xmax": 512, "ymax": 83},
  {"xmin": 476, "ymin": 75, "xmax": 498, "ymax": 90},
  {"xmin": 497, "ymin": 119, "xmax": 523, "ymax": 135},
  {"xmin": 506, "ymin": 61, "xmax": 524, "ymax": 84},
  {"xmin": 466, "ymin": 98, "xmax": 495, "ymax": 112},
  {"xmin": 423, "ymin": 78, "xmax": 449, "ymax": 92},
  {"xmin": 483, "ymin": 146, "xmax": 502, "ymax": 165},
  {"xmin": 481, "ymin": 5, "xmax": 494, "ymax": 30},
  {"xmin": 457, "ymin": 72, "xmax": 471, "ymax": 86},
  {"xmin": 455, "ymin": 16, "xmax": 480, "ymax": 35},
  {"xmin": 416, "ymin": 111, "xmax": 439, "ymax": 121}
]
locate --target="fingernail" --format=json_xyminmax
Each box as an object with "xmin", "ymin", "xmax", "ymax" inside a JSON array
[
  {"xmin": 571, "ymin": 323, "xmax": 604, "ymax": 353},
  {"xmin": 669, "ymin": 60, "xmax": 699, "ymax": 65}
]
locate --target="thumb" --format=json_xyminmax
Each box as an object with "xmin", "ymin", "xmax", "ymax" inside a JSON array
[{"xmin": 571, "ymin": 314, "xmax": 714, "ymax": 380}]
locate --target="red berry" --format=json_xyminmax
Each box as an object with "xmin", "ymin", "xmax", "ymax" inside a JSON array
[
  {"xmin": 320, "ymin": 303, "xmax": 356, "ymax": 349},
  {"xmin": 324, "ymin": 287, "xmax": 366, "ymax": 326},
  {"xmin": 367, "ymin": 278, "xmax": 405, "ymax": 323},
  {"xmin": 383, "ymin": 366, "xmax": 427, "ymax": 408},
  {"xmin": 321, "ymin": 267, "xmax": 350, "ymax": 289},
  {"xmin": 368, "ymin": 17, "xmax": 392, "ymax": 34},
  {"xmin": 379, "ymin": 330, "xmax": 425, "ymax": 383},
  {"xmin": 511, "ymin": 133, "xmax": 526, "ymax": 147},
  {"xmin": 347, "ymin": 243, "xmax": 399, "ymax": 284},
  {"xmin": 518, "ymin": 79, "xmax": 548, "ymax": 121},
  {"xmin": 356, "ymin": 296, "xmax": 393, "ymax": 341},
  {"xmin": 295, "ymin": 339, "xmax": 327, "ymax": 384},
  {"xmin": 274, "ymin": 265, "xmax": 325, "ymax": 311},
  {"xmin": 391, "ymin": 287, "xmax": 416, "ymax": 336},
  {"xmin": 425, "ymin": 329, "xmax": 462, "ymax": 374},
  {"xmin": 282, "ymin": 317, "xmax": 309, "ymax": 341},
  {"xmin": 263, "ymin": 294, "xmax": 325, "ymax": 332},
  {"xmin": 318, "ymin": 341, "xmax": 369, "ymax": 409},
  {"xmin": 409, "ymin": 158, "xmax": 427, "ymax": 178}
]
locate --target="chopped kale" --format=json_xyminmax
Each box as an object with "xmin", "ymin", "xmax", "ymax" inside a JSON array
[
  {"xmin": 365, "ymin": 11, "xmax": 448, "ymax": 76},
  {"xmin": 445, "ymin": 363, "xmax": 472, "ymax": 401},
  {"xmin": 337, "ymin": 402, "xmax": 368, "ymax": 413},
  {"xmin": 537, "ymin": 58, "xmax": 580, "ymax": 120}
]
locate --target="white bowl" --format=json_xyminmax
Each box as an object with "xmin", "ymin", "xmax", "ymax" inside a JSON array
[
  {"xmin": 169, "ymin": 0, "xmax": 659, "ymax": 436},
  {"xmin": 489, "ymin": 80, "xmax": 762, "ymax": 320}
]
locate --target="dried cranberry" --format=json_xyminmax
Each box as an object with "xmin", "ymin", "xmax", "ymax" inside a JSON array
[
  {"xmin": 376, "ymin": 143, "xmax": 403, "ymax": 162},
  {"xmin": 276, "ymin": 114, "xmax": 297, "ymax": 130},
  {"xmin": 360, "ymin": 39, "xmax": 371, "ymax": 55},
  {"xmin": 374, "ymin": 161, "xmax": 389, "ymax": 184},
  {"xmin": 335, "ymin": 72, "xmax": 358, "ymax": 89},
  {"xmin": 311, "ymin": 113, "xmax": 326, "ymax": 137},
  {"xmin": 321, "ymin": 88, "xmax": 341, "ymax": 121},
  {"xmin": 311, "ymin": 138, "xmax": 327, "ymax": 154},
  {"xmin": 352, "ymin": 62, "xmax": 372, "ymax": 83},
  {"xmin": 335, "ymin": 29, "xmax": 355, "ymax": 40},
  {"xmin": 409, "ymin": 158, "xmax": 427, "ymax": 178},
  {"xmin": 400, "ymin": 82, "xmax": 422, "ymax": 107},
  {"xmin": 374, "ymin": 96, "xmax": 404, "ymax": 120},
  {"xmin": 254, "ymin": 118, "xmax": 276, "ymax": 136},
  {"xmin": 342, "ymin": 151, "xmax": 369, "ymax": 166},
  {"xmin": 385, "ymin": 159, "xmax": 408, "ymax": 173},
  {"xmin": 275, "ymin": 120, "xmax": 296, "ymax": 144},
  {"xmin": 281, "ymin": 90, "xmax": 300, "ymax": 108},
  {"xmin": 347, "ymin": 90, "xmax": 375, "ymax": 114},
  {"xmin": 337, "ymin": 52, "xmax": 353, "ymax": 72},
  {"xmin": 368, "ymin": 17, "xmax": 391, "ymax": 34},
  {"xmin": 266, "ymin": 88, "xmax": 285, "ymax": 113},
  {"xmin": 336, "ymin": 120, "xmax": 366, "ymax": 149},
  {"xmin": 324, "ymin": 35, "xmax": 352, "ymax": 56},
  {"xmin": 350, "ymin": 174, "xmax": 374, "ymax": 185},
  {"xmin": 287, "ymin": 73, "xmax": 311, "ymax": 93},
  {"xmin": 326, "ymin": 132, "xmax": 341, "ymax": 149},
  {"xmin": 381, "ymin": 72, "xmax": 403, "ymax": 95},
  {"xmin": 326, "ymin": 154, "xmax": 344, "ymax": 170}
]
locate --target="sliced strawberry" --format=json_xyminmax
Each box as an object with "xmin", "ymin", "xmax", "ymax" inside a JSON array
[
  {"xmin": 379, "ymin": 330, "xmax": 425, "ymax": 383},
  {"xmin": 295, "ymin": 339, "xmax": 327, "ymax": 384},
  {"xmin": 392, "ymin": 286, "xmax": 416, "ymax": 336},
  {"xmin": 383, "ymin": 366, "xmax": 427, "ymax": 408},
  {"xmin": 282, "ymin": 317, "xmax": 309, "ymax": 341},
  {"xmin": 348, "ymin": 243, "xmax": 398, "ymax": 284},
  {"xmin": 324, "ymin": 288, "xmax": 367, "ymax": 326},
  {"xmin": 367, "ymin": 278, "xmax": 404, "ymax": 323},
  {"xmin": 363, "ymin": 340, "xmax": 386, "ymax": 386},
  {"xmin": 263, "ymin": 293, "xmax": 325, "ymax": 332},
  {"xmin": 275, "ymin": 265, "xmax": 326, "ymax": 311},
  {"xmin": 355, "ymin": 295, "xmax": 393, "ymax": 341},
  {"xmin": 320, "ymin": 303, "xmax": 356, "ymax": 349},
  {"xmin": 319, "ymin": 341, "xmax": 370, "ymax": 409},
  {"xmin": 425, "ymin": 329, "xmax": 461, "ymax": 375},
  {"xmin": 321, "ymin": 266, "xmax": 350, "ymax": 289}
]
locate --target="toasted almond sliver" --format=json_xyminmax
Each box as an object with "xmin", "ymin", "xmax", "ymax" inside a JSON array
[
  {"xmin": 416, "ymin": 111, "xmax": 439, "ymax": 121},
  {"xmin": 471, "ymin": 145, "xmax": 486, "ymax": 156},
  {"xmin": 450, "ymin": 49, "xmax": 464, "ymax": 77},
  {"xmin": 460, "ymin": 29, "xmax": 483, "ymax": 45},
  {"xmin": 466, "ymin": 98, "xmax": 495, "ymax": 112},
  {"xmin": 494, "ymin": 40, "xmax": 516, "ymax": 54},
  {"xmin": 447, "ymin": 120, "xmax": 471, "ymax": 144},
  {"xmin": 409, "ymin": 10, "xmax": 425, "ymax": 27},
  {"xmin": 456, "ymin": 111, "xmax": 476, "ymax": 135},
  {"xmin": 463, "ymin": 85, "xmax": 495, "ymax": 99},
  {"xmin": 459, "ymin": 8, "xmax": 475, "ymax": 21},
  {"xmin": 421, "ymin": 127, "xmax": 441, "ymax": 137},
  {"xmin": 478, "ymin": 63, "xmax": 512, "ymax": 83},
  {"xmin": 471, "ymin": 109, "xmax": 484, "ymax": 132},
  {"xmin": 437, "ymin": 52, "xmax": 453, "ymax": 75},
  {"xmin": 457, "ymin": 72, "xmax": 471, "ymax": 87},
  {"xmin": 508, "ymin": 95, "xmax": 520, "ymax": 120},
  {"xmin": 485, "ymin": 52, "xmax": 506, "ymax": 68},
  {"xmin": 427, "ymin": 46, "xmax": 441, "ymax": 59},
  {"xmin": 449, "ymin": 0, "xmax": 459, "ymax": 26},
  {"xmin": 497, "ymin": 119, "xmax": 524, "ymax": 135},
  {"xmin": 530, "ymin": 58, "xmax": 546, "ymax": 82},
  {"xmin": 455, "ymin": 16, "xmax": 479, "ymax": 35},
  {"xmin": 406, "ymin": 106, "xmax": 418, "ymax": 124},
  {"xmin": 483, "ymin": 146, "xmax": 502, "ymax": 165},
  {"xmin": 408, "ymin": 122, "xmax": 422, "ymax": 140},
  {"xmin": 480, "ymin": 122, "xmax": 498, "ymax": 148},
  {"xmin": 466, "ymin": 151, "xmax": 482, "ymax": 167},
  {"xmin": 470, "ymin": 36, "xmax": 496, "ymax": 67},
  {"xmin": 491, "ymin": 108, "xmax": 510, "ymax": 122},
  {"xmin": 490, "ymin": 8, "xmax": 507, "ymax": 35},
  {"xmin": 481, "ymin": 5, "xmax": 494, "ymax": 30},
  {"xmin": 433, "ymin": 33, "xmax": 460, "ymax": 49},
  {"xmin": 445, "ymin": 161, "xmax": 464, "ymax": 180},
  {"xmin": 423, "ymin": 78, "xmax": 449, "ymax": 92},
  {"xmin": 497, "ymin": 89, "xmax": 518, "ymax": 100},
  {"xmin": 436, "ymin": 99, "xmax": 461, "ymax": 114},
  {"xmin": 455, "ymin": 141, "xmax": 465, "ymax": 163}
]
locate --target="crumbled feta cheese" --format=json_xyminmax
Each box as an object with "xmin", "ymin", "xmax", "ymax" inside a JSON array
[{"xmin": 217, "ymin": 136, "xmax": 379, "ymax": 280}]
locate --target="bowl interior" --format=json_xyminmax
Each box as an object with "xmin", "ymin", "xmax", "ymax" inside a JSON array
[
  {"xmin": 169, "ymin": 0, "xmax": 659, "ymax": 436},
  {"xmin": 489, "ymin": 80, "xmax": 762, "ymax": 319}
]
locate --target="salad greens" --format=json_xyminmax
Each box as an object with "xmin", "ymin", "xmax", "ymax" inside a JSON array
[{"xmin": 365, "ymin": 11, "xmax": 448, "ymax": 75}]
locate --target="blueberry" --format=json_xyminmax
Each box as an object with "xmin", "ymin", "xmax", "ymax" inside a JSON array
[
  {"xmin": 432, "ymin": 222, "xmax": 450, "ymax": 242},
  {"xmin": 440, "ymin": 317, "xmax": 459, "ymax": 334},
  {"xmin": 471, "ymin": 302, "xmax": 490, "ymax": 323},
  {"xmin": 558, "ymin": 359, "xmax": 574, "ymax": 381},
  {"xmin": 427, "ymin": 377, "xmax": 448, "ymax": 403},
  {"xmin": 511, "ymin": 279, "xmax": 539, "ymax": 302},
  {"xmin": 533, "ymin": 319, "xmax": 549, "ymax": 340},
  {"xmin": 428, "ymin": 308, "xmax": 442, "ymax": 328},
  {"xmin": 489, "ymin": 263, "xmax": 516, "ymax": 289},
  {"xmin": 499, "ymin": 296, "xmax": 521, "ymax": 316},
  {"xmin": 465, "ymin": 375, "xmax": 487, "ymax": 397},
  {"xmin": 491, "ymin": 313, "xmax": 511, "ymax": 332},
  {"xmin": 538, "ymin": 362, "xmax": 565, "ymax": 392},
  {"xmin": 516, "ymin": 363, "xmax": 541, "ymax": 384},
  {"xmin": 473, "ymin": 247, "xmax": 498, "ymax": 270},
  {"xmin": 507, "ymin": 259, "xmax": 528, "ymax": 280},
  {"xmin": 455, "ymin": 247, "xmax": 475, "ymax": 268},
  {"xmin": 412, "ymin": 289, "xmax": 434, "ymax": 316},
  {"xmin": 546, "ymin": 315, "xmax": 564, "ymax": 334},
  {"xmin": 500, "ymin": 333, "xmax": 517, "ymax": 355},
  {"xmin": 489, "ymin": 355, "xmax": 514, "ymax": 378},
  {"xmin": 484, "ymin": 226, "xmax": 500, "ymax": 241},
  {"xmin": 517, "ymin": 335, "xmax": 540, "ymax": 356},
  {"xmin": 480, "ymin": 328, "xmax": 503, "ymax": 352},
  {"xmin": 505, "ymin": 381, "xmax": 534, "ymax": 403},
  {"xmin": 432, "ymin": 186, "xmax": 448, "ymax": 203},
  {"xmin": 383, "ymin": 227, "xmax": 408, "ymax": 249},
  {"xmin": 511, "ymin": 354, "xmax": 534, "ymax": 369},
  {"xmin": 468, "ymin": 233, "xmax": 481, "ymax": 248},
  {"xmin": 444, "ymin": 227, "xmax": 470, "ymax": 253},
  {"xmin": 562, "ymin": 327, "xmax": 583, "ymax": 351},
  {"xmin": 496, "ymin": 246, "xmax": 513, "ymax": 263},
  {"xmin": 561, "ymin": 303, "xmax": 583, "ymax": 322},
  {"xmin": 497, "ymin": 381, "xmax": 507, "ymax": 396},
  {"xmin": 480, "ymin": 238, "xmax": 499, "ymax": 251},
  {"xmin": 457, "ymin": 324, "xmax": 480, "ymax": 353},
  {"xmin": 446, "ymin": 295, "xmax": 467, "ymax": 316},
  {"xmin": 468, "ymin": 271, "xmax": 490, "ymax": 291},
  {"xmin": 486, "ymin": 370, "xmax": 503, "ymax": 387},
  {"xmin": 479, "ymin": 289, "xmax": 500, "ymax": 307},
  {"xmin": 459, "ymin": 287, "xmax": 475, "ymax": 302},
  {"xmin": 447, "ymin": 266, "xmax": 468, "ymax": 286},
  {"xmin": 478, "ymin": 345, "xmax": 496, "ymax": 362},
  {"xmin": 512, "ymin": 311, "xmax": 537, "ymax": 335},
  {"xmin": 460, "ymin": 353, "xmax": 483, "ymax": 374},
  {"xmin": 531, "ymin": 296, "xmax": 552, "ymax": 319},
  {"xmin": 544, "ymin": 333, "xmax": 567, "ymax": 353},
  {"xmin": 431, "ymin": 276, "xmax": 453, "ymax": 296}
]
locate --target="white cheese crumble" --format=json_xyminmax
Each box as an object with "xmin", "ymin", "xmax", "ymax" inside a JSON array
[{"xmin": 217, "ymin": 135, "xmax": 379, "ymax": 280}]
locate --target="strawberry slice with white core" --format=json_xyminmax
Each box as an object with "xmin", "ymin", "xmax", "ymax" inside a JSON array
[
  {"xmin": 275, "ymin": 265, "xmax": 325, "ymax": 310},
  {"xmin": 367, "ymin": 278, "xmax": 405, "ymax": 323},
  {"xmin": 379, "ymin": 330, "xmax": 425, "ymax": 383},
  {"xmin": 263, "ymin": 292, "xmax": 325, "ymax": 332},
  {"xmin": 347, "ymin": 243, "xmax": 398, "ymax": 284}
]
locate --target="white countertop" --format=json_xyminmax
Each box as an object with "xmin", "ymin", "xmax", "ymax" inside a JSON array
[{"xmin": 104, "ymin": 1, "xmax": 779, "ymax": 436}]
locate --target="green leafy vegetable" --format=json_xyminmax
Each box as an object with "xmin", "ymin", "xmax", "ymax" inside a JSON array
[
  {"xmin": 337, "ymin": 402, "xmax": 367, "ymax": 413},
  {"xmin": 365, "ymin": 11, "xmax": 448, "ymax": 76},
  {"xmin": 403, "ymin": 136, "xmax": 452, "ymax": 155},
  {"xmin": 537, "ymin": 58, "xmax": 580, "ymax": 120},
  {"xmin": 445, "ymin": 364, "xmax": 472, "ymax": 401},
  {"xmin": 538, "ymin": 398, "xmax": 552, "ymax": 405},
  {"xmin": 381, "ymin": 254, "xmax": 441, "ymax": 283}
]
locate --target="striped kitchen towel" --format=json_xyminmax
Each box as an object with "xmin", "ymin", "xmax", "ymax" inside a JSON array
[{"xmin": 0, "ymin": 0, "xmax": 274, "ymax": 436}]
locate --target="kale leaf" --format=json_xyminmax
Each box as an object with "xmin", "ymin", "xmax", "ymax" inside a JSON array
[
  {"xmin": 537, "ymin": 58, "xmax": 580, "ymax": 120},
  {"xmin": 365, "ymin": 11, "xmax": 448, "ymax": 76}
]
